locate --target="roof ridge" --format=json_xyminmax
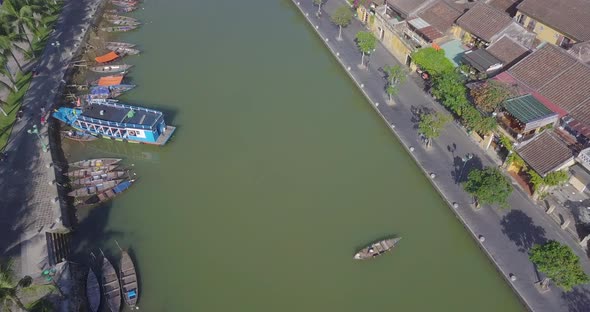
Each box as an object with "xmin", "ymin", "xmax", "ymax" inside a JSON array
[{"xmin": 537, "ymin": 44, "xmax": 588, "ymax": 90}]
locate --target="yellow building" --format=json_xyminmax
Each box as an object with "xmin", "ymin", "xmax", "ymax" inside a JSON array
[{"xmin": 515, "ymin": 0, "xmax": 590, "ymax": 49}]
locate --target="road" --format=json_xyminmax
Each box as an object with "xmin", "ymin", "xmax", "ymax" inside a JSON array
[
  {"xmin": 0, "ymin": 0, "xmax": 102, "ymax": 279},
  {"xmin": 292, "ymin": 0, "xmax": 590, "ymax": 311}
]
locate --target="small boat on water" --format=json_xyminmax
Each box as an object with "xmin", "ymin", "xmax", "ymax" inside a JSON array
[
  {"xmin": 113, "ymin": 46, "xmax": 141, "ymax": 55},
  {"xmin": 101, "ymin": 25, "xmax": 138, "ymax": 33},
  {"xmin": 86, "ymin": 268, "xmax": 101, "ymax": 312},
  {"xmin": 104, "ymin": 14, "xmax": 139, "ymax": 23},
  {"xmin": 66, "ymin": 165, "xmax": 119, "ymax": 178},
  {"xmin": 101, "ymin": 256, "xmax": 121, "ymax": 312},
  {"xmin": 354, "ymin": 237, "xmax": 402, "ymax": 260},
  {"xmin": 71, "ymin": 171, "xmax": 129, "ymax": 186},
  {"xmin": 78, "ymin": 179, "xmax": 136, "ymax": 207},
  {"xmin": 109, "ymin": 20, "xmax": 141, "ymax": 27},
  {"xmin": 68, "ymin": 179, "xmax": 122, "ymax": 197},
  {"xmin": 89, "ymin": 85, "xmax": 136, "ymax": 99},
  {"xmin": 111, "ymin": 0, "xmax": 138, "ymax": 8},
  {"xmin": 89, "ymin": 64, "xmax": 132, "ymax": 74},
  {"xmin": 106, "ymin": 6, "xmax": 137, "ymax": 14},
  {"xmin": 119, "ymin": 249, "xmax": 139, "ymax": 309},
  {"xmin": 105, "ymin": 41, "xmax": 136, "ymax": 49},
  {"xmin": 69, "ymin": 158, "xmax": 122, "ymax": 168},
  {"xmin": 61, "ymin": 130, "xmax": 98, "ymax": 142}
]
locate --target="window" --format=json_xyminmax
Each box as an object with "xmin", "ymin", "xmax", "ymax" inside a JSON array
[
  {"xmin": 516, "ymin": 14, "xmax": 525, "ymax": 25},
  {"xmin": 526, "ymin": 19, "xmax": 536, "ymax": 32}
]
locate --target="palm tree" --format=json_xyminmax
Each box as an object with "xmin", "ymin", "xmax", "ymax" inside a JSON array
[
  {"xmin": 0, "ymin": 55, "xmax": 19, "ymax": 92},
  {"xmin": 28, "ymin": 298, "xmax": 54, "ymax": 312},
  {"xmin": 0, "ymin": 259, "xmax": 56, "ymax": 311},
  {"xmin": 2, "ymin": 0, "xmax": 39, "ymax": 57},
  {"xmin": 0, "ymin": 35, "xmax": 23, "ymax": 72}
]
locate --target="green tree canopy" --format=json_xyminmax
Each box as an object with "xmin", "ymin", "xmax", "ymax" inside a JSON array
[
  {"xmin": 418, "ymin": 111, "xmax": 451, "ymax": 146},
  {"xmin": 330, "ymin": 6, "xmax": 353, "ymax": 40},
  {"xmin": 431, "ymin": 71, "xmax": 469, "ymax": 115},
  {"xmin": 470, "ymin": 80, "xmax": 513, "ymax": 113},
  {"xmin": 529, "ymin": 240, "xmax": 589, "ymax": 291},
  {"xmin": 410, "ymin": 47, "xmax": 454, "ymax": 75},
  {"xmin": 463, "ymin": 167, "xmax": 512, "ymax": 208},
  {"xmin": 355, "ymin": 31, "xmax": 376, "ymax": 66},
  {"xmin": 383, "ymin": 64, "xmax": 406, "ymax": 86}
]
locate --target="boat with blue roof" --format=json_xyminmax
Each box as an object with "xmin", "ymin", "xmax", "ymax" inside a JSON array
[{"xmin": 53, "ymin": 99, "xmax": 176, "ymax": 146}]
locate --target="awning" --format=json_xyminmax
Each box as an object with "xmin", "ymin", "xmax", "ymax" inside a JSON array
[
  {"xmin": 407, "ymin": 18, "xmax": 443, "ymax": 42},
  {"xmin": 95, "ymin": 51, "xmax": 119, "ymax": 63},
  {"xmin": 97, "ymin": 75, "xmax": 124, "ymax": 86},
  {"xmin": 462, "ymin": 49, "xmax": 503, "ymax": 73}
]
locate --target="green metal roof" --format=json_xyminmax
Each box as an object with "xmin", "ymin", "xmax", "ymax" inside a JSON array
[{"xmin": 503, "ymin": 94, "xmax": 555, "ymax": 123}]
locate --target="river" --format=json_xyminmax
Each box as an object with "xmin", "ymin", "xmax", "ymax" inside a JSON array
[{"xmin": 66, "ymin": 0, "xmax": 524, "ymax": 310}]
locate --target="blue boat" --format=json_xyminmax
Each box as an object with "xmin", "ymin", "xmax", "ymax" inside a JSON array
[
  {"xmin": 77, "ymin": 179, "xmax": 136, "ymax": 207},
  {"xmin": 89, "ymin": 85, "xmax": 136, "ymax": 99},
  {"xmin": 53, "ymin": 100, "xmax": 175, "ymax": 146}
]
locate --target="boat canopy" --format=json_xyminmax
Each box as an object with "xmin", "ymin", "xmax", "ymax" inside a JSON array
[
  {"xmin": 95, "ymin": 51, "xmax": 119, "ymax": 63},
  {"xmin": 98, "ymin": 75, "xmax": 124, "ymax": 86},
  {"xmin": 90, "ymin": 86, "xmax": 110, "ymax": 96}
]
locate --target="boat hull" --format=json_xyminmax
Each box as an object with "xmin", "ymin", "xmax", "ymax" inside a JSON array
[
  {"xmin": 101, "ymin": 257, "xmax": 121, "ymax": 312},
  {"xmin": 86, "ymin": 269, "xmax": 101, "ymax": 312},
  {"xmin": 354, "ymin": 237, "xmax": 401, "ymax": 260},
  {"xmin": 120, "ymin": 250, "xmax": 139, "ymax": 309}
]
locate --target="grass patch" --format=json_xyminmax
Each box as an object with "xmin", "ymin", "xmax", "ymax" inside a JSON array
[{"xmin": 0, "ymin": 72, "xmax": 33, "ymax": 150}]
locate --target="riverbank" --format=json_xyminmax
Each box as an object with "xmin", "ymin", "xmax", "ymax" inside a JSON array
[
  {"xmin": 290, "ymin": 1, "xmax": 590, "ymax": 311},
  {"xmin": 0, "ymin": 0, "xmax": 105, "ymax": 309}
]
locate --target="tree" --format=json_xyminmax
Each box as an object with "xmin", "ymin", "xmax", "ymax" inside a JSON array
[
  {"xmin": 313, "ymin": 0, "xmax": 323, "ymax": 16},
  {"xmin": 418, "ymin": 111, "xmax": 451, "ymax": 147},
  {"xmin": 431, "ymin": 71, "xmax": 469, "ymax": 115},
  {"xmin": 0, "ymin": 258, "xmax": 55, "ymax": 311},
  {"xmin": 544, "ymin": 170, "xmax": 569, "ymax": 187},
  {"xmin": 2, "ymin": 0, "xmax": 38, "ymax": 56},
  {"xmin": 383, "ymin": 65, "xmax": 406, "ymax": 87},
  {"xmin": 330, "ymin": 6, "xmax": 353, "ymax": 41},
  {"xmin": 355, "ymin": 31, "xmax": 376, "ymax": 68},
  {"xmin": 410, "ymin": 47, "xmax": 454, "ymax": 75},
  {"xmin": 529, "ymin": 240, "xmax": 589, "ymax": 291},
  {"xmin": 463, "ymin": 167, "xmax": 513, "ymax": 208},
  {"xmin": 470, "ymin": 80, "xmax": 513, "ymax": 113}
]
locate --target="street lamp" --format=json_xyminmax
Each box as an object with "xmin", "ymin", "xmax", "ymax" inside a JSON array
[
  {"xmin": 457, "ymin": 153, "xmax": 473, "ymax": 183},
  {"xmin": 27, "ymin": 125, "xmax": 48, "ymax": 152}
]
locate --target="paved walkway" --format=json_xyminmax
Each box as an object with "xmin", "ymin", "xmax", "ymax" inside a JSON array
[
  {"xmin": 292, "ymin": 1, "xmax": 590, "ymax": 311},
  {"xmin": 0, "ymin": 0, "xmax": 103, "ymax": 279}
]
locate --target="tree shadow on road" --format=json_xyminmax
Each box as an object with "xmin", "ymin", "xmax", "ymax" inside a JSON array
[
  {"xmin": 500, "ymin": 210, "xmax": 547, "ymax": 253},
  {"xmin": 409, "ymin": 105, "xmax": 434, "ymax": 130},
  {"xmin": 562, "ymin": 199, "xmax": 590, "ymax": 243},
  {"xmin": 451, "ymin": 154, "xmax": 483, "ymax": 184},
  {"xmin": 561, "ymin": 286, "xmax": 590, "ymax": 312}
]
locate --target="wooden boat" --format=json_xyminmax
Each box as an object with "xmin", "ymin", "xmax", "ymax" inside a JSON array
[
  {"xmin": 112, "ymin": 47, "xmax": 141, "ymax": 55},
  {"xmin": 61, "ymin": 130, "xmax": 98, "ymax": 142},
  {"xmin": 68, "ymin": 179, "xmax": 122, "ymax": 197},
  {"xmin": 78, "ymin": 179, "xmax": 136, "ymax": 207},
  {"xmin": 69, "ymin": 158, "xmax": 122, "ymax": 168},
  {"xmin": 119, "ymin": 250, "xmax": 139, "ymax": 309},
  {"xmin": 109, "ymin": 20, "xmax": 141, "ymax": 26},
  {"xmin": 101, "ymin": 25, "xmax": 138, "ymax": 33},
  {"xmin": 101, "ymin": 256, "xmax": 121, "ymax": 312},
  {"xmin": 354, "ymin": 237, "xmax": 401, "ymax": 260},
  {"xmin": 104, "ymin": 14, "xmax": 139, "ymax": 23},
  {"xmin": 89, "ymin": 64, "xmax": 132, "ymax": 73},
  {"xmin": 105, "ymin": 41, "xmax": 136, "ymax": 49},
  {"xmin": 71, "ymin": 171, "xmax": 129, "ymax": 186},
  {"xmin": 66, "ymin": 165, "xmax": 119, "ymax": 178},
  {"xmin": 105, "ymin": 6, "xmax": 137, "ymax": 14},
  {"xmin": 86, "ymin": 268, "xmax": 101, "ymax": 312},
  {"xmin": 111, "ymin": 0, "xmax": 138, "ymax": 8}
]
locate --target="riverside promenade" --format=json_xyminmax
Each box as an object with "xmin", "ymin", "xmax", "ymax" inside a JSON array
[
  {"xmin": 0, "ymin": 0, "xmax": 103, "ymax": 280},
  {"xmin": 291, "ymin": 0, "xmax": 590, "ymax": 311}
]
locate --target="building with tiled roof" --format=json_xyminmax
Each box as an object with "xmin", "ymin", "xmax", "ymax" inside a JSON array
[
  {"xmin": 516, "ymin": 0, "xmax": 590, "ymax": 47},
  {"xmin": 507, "ymin": 43, "xmax": 590, "ymax": 139},
  {"xmin": 516, "ymin": 130, "xmax": 574, "ymax": 176},
  {"xmin": 456, "ymin": 3, "xmax": 514, "ymax": 43},
  {"xmin": 417, "ymin": 0, "xmax": 463, "ymax": 34},
  {"xmin": 486, "ymin": 35, "xmax": 530, "ymax": 68},
  {"xmin": 486, "ymin": 0, "xmax": 522, "ymax": 16}
]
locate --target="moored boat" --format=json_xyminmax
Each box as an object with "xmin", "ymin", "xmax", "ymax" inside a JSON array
[
  {"xmin": 101, "ymin": 25, "xmax": 138, "ymax": 33},
  {"xmin": 89, "ymin": 64, "xmax": 132, "ymax": 74},
  {"xmin": 119, "ymin": 249, "xmax": 139, "ymax": 309},
  {"xmin": 66, "ymin": 165, "xmax": 119, "ymax": 178},
  {"xmin": 70, "ymin": 171, "xmax": 129, "ymax": 186},
  {"xmin": 101, "ymin": 256, "xmax": 121, "ymax": 312},
  {"xmin": 78, "ymin": 179, "xmax": 136, "ymax": 207},
  {"xmin": 53, "ymin": 99, "xmax": 176, "ymax": 146},
  {"xmin": 111, "ymin": 0, "xmax": 138, "ymax": 8},
  {"xmin": 109, "ymin": 20, "xmax": 141, "ymax": 26},
  {"xmin": 106, "ymin": 6, "xmax": 137, "ymax": 14},
  {"xmin": 68, "ymin": 179, "xmax": 122, "ymax": 197},
  {"xmin": 69, "ymin": 158, "xmax": 122, "ymax": 168},
  {"xmin": 113, "ymin": 46, "xmax": 141, "ymax": 55},
  {"xmin": 89, "ymin": 85, "xmax": 136, "ymax": 99},
  {"xmin": 61, "ymin": 130, "xmax": 98, "ymax": 142},
  {"xmin": 104, "ymin": 14, "xmax": 139, "ymax": 23},
  {"xmin": 86, "ymin": 268, "xmax": 101, "ymax": 312},
  {"xmin": 354, "ymin": 237, "xmax": 401, "ymax": 260},
  {"xmin": 105, "ymin": 41, "xmax": 136, "ymax": 49}
]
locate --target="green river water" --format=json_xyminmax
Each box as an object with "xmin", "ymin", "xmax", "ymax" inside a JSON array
[{"xmin": 66, "ymin": 0, "xmax": 524, "ymax": 310}]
